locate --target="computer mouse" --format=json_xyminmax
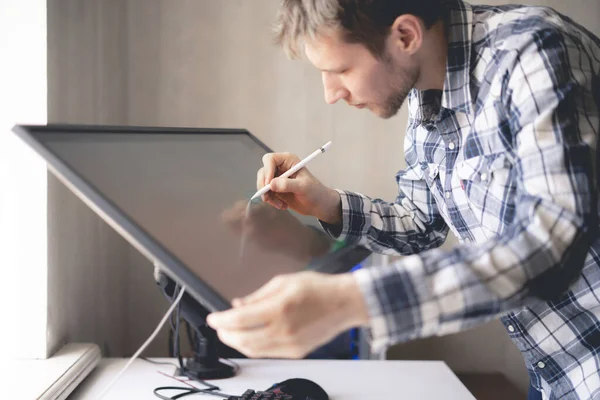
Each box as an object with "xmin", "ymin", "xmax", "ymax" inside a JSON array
[{"xmin": 268, "ymin": 378, "xmax": 329, "ymax": 400}]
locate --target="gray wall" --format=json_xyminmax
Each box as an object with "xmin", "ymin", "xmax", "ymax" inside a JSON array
[
  {"xmin": 47, "ymin": 0, "xmax": 169, "ymax": 357},
  {"xmin": 47, "ymin": 0, "xmax": 600, "ymax": 393}
]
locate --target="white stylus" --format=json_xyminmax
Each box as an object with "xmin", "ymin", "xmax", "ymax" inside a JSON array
[{"xmin": 250, "ymin": 141, "xmax": 332, "ymax": 201}]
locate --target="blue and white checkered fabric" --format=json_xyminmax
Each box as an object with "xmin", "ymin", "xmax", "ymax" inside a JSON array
[{"xmin": 322, "ymin": 1, "xmax": 600, "ymax": 398}]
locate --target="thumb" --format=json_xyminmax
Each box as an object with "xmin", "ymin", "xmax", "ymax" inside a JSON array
[{"xmin": 269, "ymin": 177, "xmax": 305, "ymax": 194}]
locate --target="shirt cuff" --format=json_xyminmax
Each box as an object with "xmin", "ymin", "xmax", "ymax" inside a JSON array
[
  {"xmin": 318, "ymin": 189, "xmax": 372, "ymax": 245},
  {"xmin": 352, "ymin": 255, "xmax": 441, "ymax": 354}
]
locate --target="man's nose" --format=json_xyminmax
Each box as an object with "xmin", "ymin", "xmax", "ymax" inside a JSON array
[
  {"xmin": 322, "ymin": 74, "xmax": 347, "ymax": 104},
  {"xmin": 324, "ymin": 88, "xmax": 347, "ymax": 104}
]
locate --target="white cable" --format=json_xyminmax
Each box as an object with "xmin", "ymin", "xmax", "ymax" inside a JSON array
[{"xmin": 95, "ymin": 285, "xmax": 187, "ymax": 400}]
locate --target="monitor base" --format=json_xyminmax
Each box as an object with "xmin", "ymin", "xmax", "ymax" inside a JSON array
[
  {"xmin": 181, "ymin": 325, "xmax": 236, "ymax": 380},
  {"xmin": 179, "ymin": 357, "xmax": 236, "ymax": 380}
]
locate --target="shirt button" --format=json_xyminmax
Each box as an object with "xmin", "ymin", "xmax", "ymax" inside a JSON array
[
  {"xmin": 445, "ymin": 191, "xmax": 451, "ymax": 199},
  {"xmin": 448, "ymin": 142, "xmax": 456, "ymax": 150},
  {"xmin": 481, "ymin": 173, "xmax": 488, "ymax": 182},
  {"xmin": 537, "ymin": 361, "xmax": 546, "ymax": 369},
  {"xmin": 507, "ymin": 325, "xmax": 515, "ymax": 333},
  {"xmin": 429, "ymin": 167, "xmax": 438, "ymax": 179}
]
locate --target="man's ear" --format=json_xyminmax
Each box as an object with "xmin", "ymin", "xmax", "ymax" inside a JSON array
[{"xmin": 389, "ymin": 14, "xmax": 424, "ymax": 56}]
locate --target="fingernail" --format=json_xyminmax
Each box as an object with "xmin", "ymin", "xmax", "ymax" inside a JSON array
[{"xmin": 274, "ymin": 199, "xmax": 284, "ymax": 209}]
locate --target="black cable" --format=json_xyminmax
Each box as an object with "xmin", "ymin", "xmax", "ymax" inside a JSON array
[
  {"xmin": 182, "ymin": 369, "xmax": 220, "ymax": 391},
  {"xmin": 153, "ymin": 386, "xmax": 230, "ymax": 400},
  {"xmin": 141, "ymin": 357, "xmax": 179, "ymax": 369}
]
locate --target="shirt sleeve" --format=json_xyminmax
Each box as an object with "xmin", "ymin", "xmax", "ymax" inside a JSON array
[
  {"xmin": 353, "ymin": 29, "xmax": 600, "ymax": 353},
  {"xmin": 319, "ymin": 98, "xmax": 450, "ymax": 256}
]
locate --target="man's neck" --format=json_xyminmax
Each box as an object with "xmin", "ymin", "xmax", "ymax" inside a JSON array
[{"xmin": 414, "ymin": 20, "xmax": 448, "ymax": 91}]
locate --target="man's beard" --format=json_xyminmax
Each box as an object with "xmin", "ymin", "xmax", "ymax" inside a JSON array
[{"xmin": 377, "ymin": 62, "xmax": 419, "ymax": 119}]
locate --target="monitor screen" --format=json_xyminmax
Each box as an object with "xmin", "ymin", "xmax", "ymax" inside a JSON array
[{"xmin": 31, "ymin": 127, "xmax": 336, "ymax": 305}]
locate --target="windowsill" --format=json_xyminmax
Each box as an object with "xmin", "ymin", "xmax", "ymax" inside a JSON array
[{"xmin": 5, "ymin": 343, "xmax": 101, "ymax": 399}]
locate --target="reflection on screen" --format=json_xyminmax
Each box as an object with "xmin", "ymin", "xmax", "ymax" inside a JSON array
[{"xmin": 40, "ymin": 132, "xmax": 331, "ymax": 301}]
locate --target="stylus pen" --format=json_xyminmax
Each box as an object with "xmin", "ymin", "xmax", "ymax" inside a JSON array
[{"xmin": 250, "ymin": 141, "xmax": 332, "ymax": 201}]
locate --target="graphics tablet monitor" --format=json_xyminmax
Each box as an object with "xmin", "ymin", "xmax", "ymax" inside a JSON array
[{"xmin": 11, "ymin": 124, "xmax": 371, "ymax": 313}]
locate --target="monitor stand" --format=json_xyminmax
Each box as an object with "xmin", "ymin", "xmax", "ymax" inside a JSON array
[
  {"xmin": 154, "ymin": 265, "xmax": 238, "ymax": 380},
  {"xmin": 180, "ymin": 324, "xmax": 236, "ymax": 380}
]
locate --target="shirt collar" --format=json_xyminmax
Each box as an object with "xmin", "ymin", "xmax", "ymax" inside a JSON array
[{"xmin": 441, "ymin": 0, "xmax": 474, "ymax": 115}]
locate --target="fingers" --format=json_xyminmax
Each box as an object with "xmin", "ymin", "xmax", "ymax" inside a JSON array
[
  {"xmin": 216, "ymin": 327, "xmax": 305, "ymax": 359},
  {"xmin": 263, "ymin": 174, "xmax": 306, "ymax": 211},
  {"xmin": 216, "ymin": 328, "xmax": 273, "ymax": 358},
  {"xmin": 208, "ymin": 272, "xmax": 343, "ymax": 359},
  {"xmin": 209, "ymin": 276, "xmax": 291, "ymax": 329},
  {"xmin": 258, "ymin": 166, "xmax": 288, "ymax": 209},
  {"xmin": 256, "ymin": 168, "xmax": 266, "ymax": 191},
  {"xmin": 261, "ymin": 152, "xmax": 301, "ymax": 185},
  {"xmin": 263, "ymin": 193, "xmax": 287, "ymax": 209},
  {"xmin": 261, "ymin": 153, "xmax": 278, "ymax": 187},
  {"xmin": 208, "ymin": 274, "xmax": 314, "ymax": 359},
  {"xmin": 259, "ymin": 152, "xmax": 307, "ymax": 211},
  {"xmin": 269, "ymin": 177, "xmax": 304, "ymax": 194},
  {"xmin": 207, "ymin": 297, "xmax": 280, "ymax": 330}
]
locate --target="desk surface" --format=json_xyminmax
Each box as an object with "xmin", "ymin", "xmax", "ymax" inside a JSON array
[{"xmin": 69, "ymin": 358, "xmax": 476, "ymax": 399}]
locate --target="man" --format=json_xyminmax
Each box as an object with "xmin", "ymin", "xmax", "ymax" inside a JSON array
[{"xmin": 207, "ymin": 0, "xmax": 600, "ymax": 398}]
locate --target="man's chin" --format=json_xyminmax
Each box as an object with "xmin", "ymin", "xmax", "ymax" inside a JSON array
[{"xmin": 372, "ymin": 105, "xmax": 400, "ymax": 120}]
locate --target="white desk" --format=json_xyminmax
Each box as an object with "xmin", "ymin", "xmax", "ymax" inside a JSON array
[{"xmin": 69, "ymin": 358, "xmax": 476, "ymax": 399}]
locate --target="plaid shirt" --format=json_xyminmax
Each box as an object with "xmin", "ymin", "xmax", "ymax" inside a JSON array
[{"xmin": 322, "ymin": 1, "xmax": 600, "ymax": 399}]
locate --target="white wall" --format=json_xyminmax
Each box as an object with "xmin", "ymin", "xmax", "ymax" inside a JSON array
[
  {"xmin": 0, "ymin": 0, "xmax": 49, "ymax": 359},
  {"xmin": 46, "ymin": 0, "xmax": 600, "ymax": 393}
]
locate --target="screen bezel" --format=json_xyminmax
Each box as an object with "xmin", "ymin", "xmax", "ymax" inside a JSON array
[
  {"xmin": 11, "ymin": 124, "xmax": 372, "ymax": 313},
  {"xmin": 12, "ymin": 123, "xmax": 276, "ymax": 312}
]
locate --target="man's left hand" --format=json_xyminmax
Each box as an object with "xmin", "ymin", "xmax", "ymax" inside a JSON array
[{"xmin": 206, "ymin": 271, "xmax": 369, "ymax": 358}]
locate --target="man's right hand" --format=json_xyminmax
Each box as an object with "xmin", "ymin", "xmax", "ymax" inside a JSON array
[{"xmin": 258, "ymin": 152, "xmax": 342, "ymax": 225}]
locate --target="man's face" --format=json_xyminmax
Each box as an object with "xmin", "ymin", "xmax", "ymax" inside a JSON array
[{"xmin": 305, "ymin": 29, "xmax": 419, "ymax": 119}]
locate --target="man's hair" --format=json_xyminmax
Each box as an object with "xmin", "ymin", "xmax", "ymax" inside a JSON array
[{"xmin": 274, "ymin": 0, "xmax": 445, "ymax": 59}]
